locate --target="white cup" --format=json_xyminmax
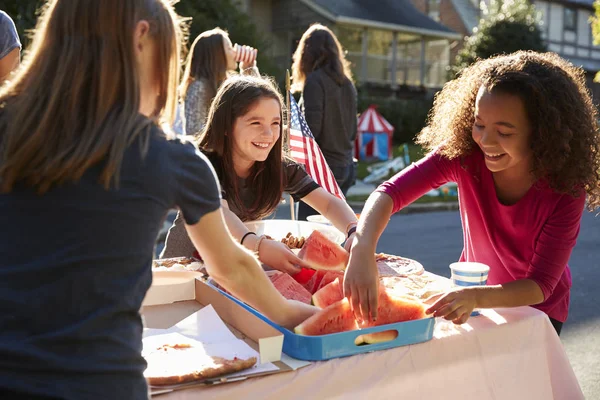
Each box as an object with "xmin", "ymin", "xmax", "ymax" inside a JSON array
[
  {"xmin": 449, "ymin": 262, "xmax": 489, "ymax": 316},
  {"xmin": 449, "ymin": 262, "xmax": 489, "ymax": 287}
]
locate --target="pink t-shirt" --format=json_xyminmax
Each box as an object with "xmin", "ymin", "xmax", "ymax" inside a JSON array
[{"xmin": 377, "ymin": 149, "xmax": 586, "ymax": 322}]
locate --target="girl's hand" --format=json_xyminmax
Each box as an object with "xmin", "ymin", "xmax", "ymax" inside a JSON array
[
  {"xmin": 344, "ymin": 246, "xmax": 379, "ymax": 322},
  {"xmin": 280, "ymin": 300, "xmax": 319, "ymax": 330},
  {"xmin": 424, "ymin": 288, "xmax": 479, "ymax": 324},
  {"xmin": 258, "ymin": 239, "xmax": 310, "ymax": 275},
  {"xmin": 238, "ymin": 45, "xmax": 257, "ymax": 70}
]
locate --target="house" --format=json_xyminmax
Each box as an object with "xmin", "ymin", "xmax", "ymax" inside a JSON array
[
  {"xmin": 239, "ymin": 0, "xmax": 461, "ymax": 97},
  {"xmin": 534, "ymin": 0, "xmax": 600, "ymax": 101},
  {"xmin": 410, "ymin": 0, "xmax": 600, "ymax": 103}
]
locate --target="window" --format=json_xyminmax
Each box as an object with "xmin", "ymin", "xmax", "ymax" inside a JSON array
[
  {"xmin": 564, "ymin": 8, "xmax": 577, "ymax": 32},
  {"xmin": 428, "ymin": 0, "xmax": 441, "ymax": 21}
]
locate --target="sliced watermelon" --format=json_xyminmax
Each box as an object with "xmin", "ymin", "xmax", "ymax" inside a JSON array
[
  {"xmin": 355, "ymin": 290, "xmax": 427, "ymax": 344},
  {"xmin": 312, "ymin": 278, "xmax": 344, "ymax": 309},
  {"xmin": 315, "ymin": 271, "xmax": 345, "ymax": 293},
  {"xmin": 298, "ymin": 230, "xmax": 348, "ymax": 272},
  {"xmin": 294, "ymin": 298, "xmax": 358, "ymax": 336},
  {"xmin": 269, "ymin": 272, "xmax": 312, "ymax": 305},
  {"xmin": 298, "ymin": 270, "xmax": 327, "ymax": 294}
]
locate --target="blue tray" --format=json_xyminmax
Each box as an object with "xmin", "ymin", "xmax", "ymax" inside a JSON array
[{"xmin": 207, "ymin": 281, "xmax": 435, "ymax": 361}]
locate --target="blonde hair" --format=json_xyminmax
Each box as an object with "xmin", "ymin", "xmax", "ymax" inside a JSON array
[{"xmin": 0, "ymin": 0, "xmax": 184, "ymax": 193}]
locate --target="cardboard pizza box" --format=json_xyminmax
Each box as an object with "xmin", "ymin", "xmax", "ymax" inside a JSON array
[{"xmin": 141, "ymin": 272, "xmax": 307, "ymax": 396}]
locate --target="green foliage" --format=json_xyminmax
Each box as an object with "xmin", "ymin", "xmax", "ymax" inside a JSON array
[
  {"xmin": 357, "ymin": 92, "xmax": 434, "ymax": 145},
  {"xmin": 1, "ymin": 0, "xmax": 283, "ymax": 81},
  {"xmin": 175, "ymin": 0, "xmax": 283, "ymax": 82},
  {"xmin": 451, "ymin": 0, "xmax": 546, "ymax": 78},
  {"xmin": 1, "ymin": 0, "xmax": 44, "ymax": 48}
]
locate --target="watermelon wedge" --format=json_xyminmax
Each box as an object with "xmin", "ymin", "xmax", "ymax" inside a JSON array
[
  {"xmin": 312, "ymin": 278, "xmax": 344, "ymax": 309},
  {"xmin": 294, "ymin": 298, "xmax": 358, "ymax": 336},
  {"xmin": 355, "ymin": 290, "xmax": 427, "ymax": 344},
  {"xmin": 269, "ymin": 272, "xmax": 312, "ymax": 304},
  {"xmin": 298, "ymin": 230, "xmax": 348, "ymax": 272},
  {"xmin": 315, "ymin": 271, "xmax": 345, "ymax": 293}
]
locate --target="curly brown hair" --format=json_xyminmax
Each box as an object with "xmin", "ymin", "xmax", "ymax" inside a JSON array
[{"xmin": 417, "ymin": 51, "xmax": 600, "ymax": 210}]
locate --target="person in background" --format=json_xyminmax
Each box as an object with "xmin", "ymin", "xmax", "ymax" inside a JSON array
[
  {"xmin": 180, "ymin": 27, "xmax": 258, "ymax": 136},
  {"xmin": 0, "ymin": 10, "xmax": 21, "ymax": 83},
  {"xmin": 346, "ymin": 51, "xmax": 600, "ymax": 336},
  {"xmin": 291, "ymin": 23, "xmax": 358, "ymax": 220},
  {"xmin": 0, "ymin": 1, "xmax": 315, "ymax": 399},
  {"xmin": 162, "ymin": 75, "xmax": 358, "ymax": 274}
]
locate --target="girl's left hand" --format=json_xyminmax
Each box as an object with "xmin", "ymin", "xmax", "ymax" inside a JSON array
[
  {"xmin": 424, "ymin": 288, "xmax": 478, "ymax": 325},
  {"xmin": 343, "ymin": 232, "xmax": 356, "ymax": 252}
]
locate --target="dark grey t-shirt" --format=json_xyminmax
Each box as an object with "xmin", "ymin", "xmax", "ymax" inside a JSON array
[
  {"xmin": 160, "ymin": 153, "xmax": 319, "ymax": 259},
  {"xmin": 0, "ymin": 126, "xmax": 220, "ymax": 399},
  {"xmin": 0, "ymin": 11, "xmax": 21, "ymax": 59}
]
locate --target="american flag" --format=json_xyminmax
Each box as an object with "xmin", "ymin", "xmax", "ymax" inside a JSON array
[{"xmin": 288, "ymin": 92, "xmax": 344, "ymax": 200}]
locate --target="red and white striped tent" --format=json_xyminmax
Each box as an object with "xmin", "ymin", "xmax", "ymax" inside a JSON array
[{"xmin": 354, "ymin": 105, "xmax": 394, "ymax": 161}]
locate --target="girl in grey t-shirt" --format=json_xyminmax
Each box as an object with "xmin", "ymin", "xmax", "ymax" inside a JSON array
[{"xmin": 162, "ymin": 75, "xmax": 359, "ymax": 274}]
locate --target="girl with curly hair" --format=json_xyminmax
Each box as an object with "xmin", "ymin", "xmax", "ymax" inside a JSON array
[{"xmin": 345, "ymin": 51, "xmax": 600, "ymax": 336}]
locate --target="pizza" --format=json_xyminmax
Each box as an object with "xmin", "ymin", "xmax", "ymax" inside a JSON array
[
  {"xmin": 144, "ymin": 343, "xmax": 257, "ymax": 386},
  {"xmin": 375, "ymin": 253, "xmax": 425, "ymax": 277},
  {"xmin": 152, "ymin": 257, "xmax": 203, "ymax": 272},
  {"xmin": 380, "ymin": 273, "xmax": 452, "ymax": 300}
]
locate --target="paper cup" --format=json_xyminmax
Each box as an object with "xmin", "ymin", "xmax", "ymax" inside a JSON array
[
  {"xmin": 449, "ymin": 262, "xmax": 489, "ymax": 287},
  {"xmin": 449, "ymin": 262, "xmax": 489, "ymax": 316}
]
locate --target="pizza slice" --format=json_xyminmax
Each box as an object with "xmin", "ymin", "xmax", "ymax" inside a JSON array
[{"xmin": 144, "ymin": 343, "xmax": 257, "ymax": 386}]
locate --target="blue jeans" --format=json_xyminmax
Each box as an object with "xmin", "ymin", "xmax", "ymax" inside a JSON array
[{"xmin": 298, "ymin": 163, "xmax": 355, "ymax": 221}]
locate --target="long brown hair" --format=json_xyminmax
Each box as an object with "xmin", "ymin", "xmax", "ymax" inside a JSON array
[
  {"xmin": 417, "ymin": 51, "xmax": 600, "ymax": 210},
  {"xmin": 198, "ymin": 75, "xmax": 284, "ymax": 221},
  {"xmin": 180, "ymin": 28, "xmax": 228, "ymax": 107},
  {"xmin": 0, "ymin": 0, "xmax": 183, "ymax": 193},
  {"xmin": 291, "ymin": 23, "xmax": 353, "ymax": 92}
]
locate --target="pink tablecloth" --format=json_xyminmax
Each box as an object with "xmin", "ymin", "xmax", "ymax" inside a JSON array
[{"xmin": 155, "ymin": 306, "xmax": 583, "ymax": 400}]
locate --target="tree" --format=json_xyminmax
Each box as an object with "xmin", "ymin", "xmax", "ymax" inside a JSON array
[
  {"xmin": 2, "ymin": 0, "xmax": 282, "ymax": 81},
  {"xmin": 450, "ymin": 0, "xmax": 546, "ymax": 78}
]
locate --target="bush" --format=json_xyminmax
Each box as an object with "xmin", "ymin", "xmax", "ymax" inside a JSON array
[
  {"xmin": 357, "ymin": 93, "xmax": 434, "ymax": 144},
  {"xmin": 451, "ymin": 0, "xmax": 546, "ymax": 78}
]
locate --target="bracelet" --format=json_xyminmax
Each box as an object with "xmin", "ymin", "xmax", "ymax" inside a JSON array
[
  {"xmin": 347, "ymin": 226, "xmax": 357, "ymax": 238},
  {"xmin": 254, "ymin": 235, "xmax": 267, "ymax": 254},
  {"xmin": 240, "ymin": 231, "xmax": 256, "ymax": 246},
  {"xmin": 345, "ymin": 221, "xmax": 358, "ymax": 235}
]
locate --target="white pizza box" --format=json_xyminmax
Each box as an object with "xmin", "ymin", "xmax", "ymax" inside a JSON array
[{"xmin": 141, "ymin": 272, "xmax": 307, "ymax": 395}]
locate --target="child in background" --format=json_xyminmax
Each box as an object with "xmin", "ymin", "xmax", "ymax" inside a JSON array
[
  {"xmin": 291, "ymin": 24, "xmax": 358, "ymax": 220},
  {"xmin": 345, "ymin": 51, "xmax": 600, "ymax": 336},
  {"xmin": 181, "ymin": 27, "xmax": 258, "ymax": 135},
  {"xmin": 162, "ymin": 75, "xmax": 358, "ymax": 274}
]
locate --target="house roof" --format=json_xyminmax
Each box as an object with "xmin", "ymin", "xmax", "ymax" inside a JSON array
[{"xmin": 300, "ymin": 0, "xmax": 461, "ymax": 39}]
